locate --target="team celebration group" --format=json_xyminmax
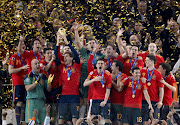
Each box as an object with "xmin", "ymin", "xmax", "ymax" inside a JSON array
[{"xmin": 1, "ymin": 0, "xmax": 180, "ymax": 125}]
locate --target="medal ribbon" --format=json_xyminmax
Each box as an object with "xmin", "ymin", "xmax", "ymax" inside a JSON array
[
  {"xmin": 113, "ymin": 72, "xmax": 122, "ymax": 82},
  {"xmin": 130, "ymin": 58, "xmax": 137, "ymax": 71},
  {"xmin": 147, "ymin": 68, "xmax": 155, "ymax": 83},
  {"xmin": 66, "ymin": 66, "xmax": 72, "ymax": 79},
  {"xmin": 107, "ymin": 57, "xmax": 113, "ymax": 67},
  {"xmin": 132, "ymin": 78, "xmax": 140, "ymax": 96},
  {"xmin": 164, "ymin": 75, "xmax": 168, "ymax": 80},
  {"xmin": 32, "ymin": 70, "xmax": 39, "ymax": 81},
  {"xmin": 97, "ymin": 70, "xmax": 105, "ymax": 86},
  {"xmin": 17, "ymin": 52, "xmax": 26, "ymax": 66},
  {"xmin": 33, "ymin": 51, "xmax": 41, "ymax": 61}
]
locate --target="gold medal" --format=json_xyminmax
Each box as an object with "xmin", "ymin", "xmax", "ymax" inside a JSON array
[
  {"xmin": 132, "ymin": 94, "xmax": 135, "ymax": 98},
  {"xmin": 147, "ymin": 82, "xmax": 151, "ymax": 86},
  {"xmin": 102, "ymin": 84, "xmax": 105, "ymax": 88},
  {"xmin": 67, "ymin": 77, "xmax": 70, "ymax": 80}
]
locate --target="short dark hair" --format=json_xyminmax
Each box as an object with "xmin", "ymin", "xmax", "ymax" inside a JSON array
[
  {"xmin": 146, "ymin": 54, "xmax": 157, "ymax": 64},
  {"xmin": 64, "ymin": 52, "xmax": 74, "ymax": 58},
  {"xmin": 31, "ymin": 38, "xmax": 40, "ymax": 46},
  {"xmin": 107, "ymin": 44, "xmax": 116, "ymax": 50},
  {"xmin": 132, "ymin": 67, "xmax": 140, "ymax": 73},
  {"xmin": 131, "ymin": 45, "xmax": 139, "ymax": 49},
  {"xmin": 97, "ymin": 58, "xmax": 105, "ymax": 62},
  {"xmin": 159, "ymin": 63, "xmax": 171, "ymax": 76},
  {"xmin": 44, "ymin": 48, "xmax": 52, "ymax": 54},
  {"xmin": 113, "ymin": 60, "xmax": 123, "ymax": 71}
]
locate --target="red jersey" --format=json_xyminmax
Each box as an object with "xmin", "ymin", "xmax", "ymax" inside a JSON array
[
  {"xmin": 163, "ymin": 74, "xmax": 176, "ymax": 106},
  {"xmin": 110, "ymin": 73, "xmax": 128, "ymax": 105},
  {"xmin": 40, "ymin": 59, "xmax": 60, "ymax": 88},
  {"xmin": 122, "ymin": 57, "xmax": 144, "ymax": 76},
  {"xmin": 138, "ymin": 51, "xmax": 164, "ymax": 69},
  {"xmin": 141, "ymin": 68, "xmax": 164, "ymax": 102},
  {"xmin": 59, "ymin": 63, "xmax": 81, "ymax": 95},
  {"xmin": 123, "ymin": 78, "xmax": 148, "ymax": 109},
  {"xmin": 9, "ymin": 51, "xmax": 29, "ymax": 86},
  {"xmin": 25, "ymin": 50, "xmax": 43, "ymax": 73},
  {"xmin": 116, "ymin": 54, "xmax": 124, "ymax": 63},
  {"xmin": 87, "ymin": 70, "xmax": 112, "ymax": 100}
]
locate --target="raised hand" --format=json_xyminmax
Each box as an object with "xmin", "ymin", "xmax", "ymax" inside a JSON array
[
  {"xmin": 117, "ymin": 28, "xmax": 125, "ymax": 37},
  {"xmin": 93, "ymin": 76, "xmax": 102, "ymax": 82}
]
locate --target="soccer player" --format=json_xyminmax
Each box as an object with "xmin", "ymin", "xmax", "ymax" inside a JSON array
[
  {"xmin": 18, "ymin": 38, "xmax": 42, "ymax": 73},
  {"xmin": 117, "ymin": 45, "xmax": 144, "ymax": 76},
  {"xmin": 40, "ymin": 48, "xmax": 60, "ymax": 123},
  {"xmin": 55, "ymin": 31, "xmax": 80, "ymax": 64},
  {"xmin": 119, "ymin": 67, "xmax": 153, "ymax": 125},
  {"xmin": 104, "ymin": 44, "xmax": 118, "ymax": 72},
  {"xmin": 110, "ymin": 60, "xmax": 128, "ymax": 125},
  {"xmin": 141, "ymin": 55, "xmax": 166, "ymax": 124},
  {"xmin": 84, "ymin": 58, "xmax": 112, "ymax": 124},
  {"xmin": 74, "ymin": 23, "xmax": 105, "ymax": 117},
  {"xmin": 55, "ymin": 51, "xmax": 81, "ymax": 125},
  {"xmin": 26, "ymin": 39, "xmax": 42, "ymax": 73},
  {"xmin": 138, "ymin": 43, "xmax": 164, "ymax": 68},
  {"xmin": 24, "ymin": 59, "xmax": 53, "ymax": 124},
  {"xmin": 158, "ymin": 63, "xmax": 176, "ymax": 120},
  {"xmin": 8, "ymin": 37, "xmax": 29, "ymax": 125}
]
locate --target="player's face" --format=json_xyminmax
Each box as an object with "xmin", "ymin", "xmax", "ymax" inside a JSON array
[
  {"xmin": 101, "ymin": 47, "xmax": 107, "ymax": 55},
  {"xmin": 132, "ymin": 69, "xmax": 141, "ymax": 80},
  {"xmin": 64, "ymin": 53, "xmax": 73, "ymax": 65},
  {"xmin": 148, "ymin": 43, "xmax": 157, "ymax": 54},
  {"xmin": 130, "ymin": 46, "xmax": 138, "ymax": 58},
  {"xmin": 145, "ymin": 57, "xmax": 153, "ymax": 67},
  {"xmin": 87, "ymin": 40, "xmax": 97, "ymax": 51},
  {"xmin": 63, "ymin": 46, "xmax": 71, "ymax": 54},
  {"xmin": 45, "ymin": 50, "xmax": 52, "ymax": 60},
  {"xmin": 157, "ymin": 65, "xmax": 165, "ymax": 75},
  {"xmin": 96, "ymin": 60, "xmax": 105, "ymax": 71},
  {"xmin": 106, "ymin": 45, "xmax": 114, "ymax": 57},
  {"xmin": 33, "ymin": 40, "xmax": 41, "ymax": 52},
  {"xmin": 111, "ymin": 62, "xmax": 116, "ymax": 74},
  {"xmin": 32, "ymin": 59, "xmax": 40, "ymax": 73}
]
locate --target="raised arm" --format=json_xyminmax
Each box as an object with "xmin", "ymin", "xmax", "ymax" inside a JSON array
[
  {"xmin": 42, "ymin": 55, "xmax": 56, "ymax": 72},
  {"xmin": 116, "ymin": 28, "xmax": 125, "ymax": 55},
  {"xmin": 74, "ymin": 23, "xmax": 83, "ymax": 50}
]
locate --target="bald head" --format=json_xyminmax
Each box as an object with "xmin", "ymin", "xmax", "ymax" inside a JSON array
[{"xmin": 31, "ymin": 59, "xmax": 40, "ymax": 73}]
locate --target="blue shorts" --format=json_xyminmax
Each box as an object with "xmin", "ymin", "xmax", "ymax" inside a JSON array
[
  {"xmin": 122, "ymin": 107, "xmax": 142, "ymax": 124},
  {"xmin": 160, "ymin": 105, "xmax": 170, "ymax": 120},
  {"xmin": 59, "ymin": 95, "xmax": 80, "ymax": 119},
  {"xmin": 44, "ymin": 87, "xmax": 62, "ymax": 103},
  {"xmin": 141, "ymin": 100, "xmax": 160, "ymax": 122},
  {"xmin": 111, "ymin": 104, "xmax": 123, "ymax": 121},
  {"xmin": 13, "ymin": 85, "xmax": 26, "ymax": 104},
  {"xmin": 91, "ymin": 100, "xmax": 110, "ymax": 119}
]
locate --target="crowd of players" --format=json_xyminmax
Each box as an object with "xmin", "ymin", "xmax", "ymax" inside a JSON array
[{"xmin": 0, "ymin": 0, "xmax": 180, "ymax": 125}]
